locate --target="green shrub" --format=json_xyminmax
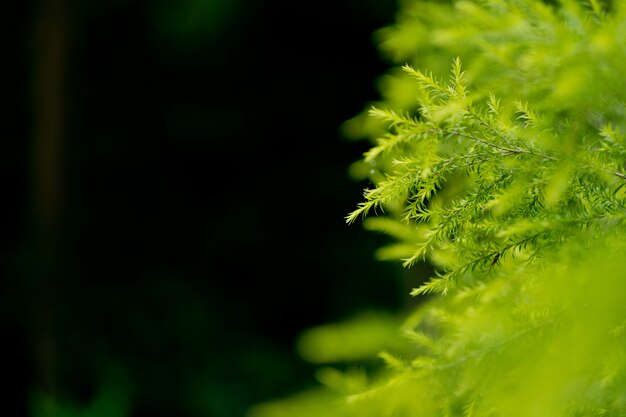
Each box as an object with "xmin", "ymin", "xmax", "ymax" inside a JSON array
[{"xmin": 248, "ymin": 1, "xmax": 626, "ymax": 416}]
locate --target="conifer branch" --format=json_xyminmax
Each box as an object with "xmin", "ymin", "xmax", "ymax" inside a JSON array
[
  {"xmin": 614, "ymin": 171, "xmax": 626, "ymax": 180},
  {"xmin": 267, "ymin": 5, "xmax": 626, "ymax": 417}
]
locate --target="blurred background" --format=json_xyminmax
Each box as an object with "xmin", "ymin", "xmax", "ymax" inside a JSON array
[{"xmin": 2, "ymin": 0, "xmax": 419, "ymax": 416}]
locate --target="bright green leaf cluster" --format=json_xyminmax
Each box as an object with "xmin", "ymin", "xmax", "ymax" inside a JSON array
[
  {"xmin": 348, "ymin": 0, "xmax": 626, "ymax": 296},
  {"xmin": 248, "ymin": 1, "xmax": 626, "ymax": 416}
]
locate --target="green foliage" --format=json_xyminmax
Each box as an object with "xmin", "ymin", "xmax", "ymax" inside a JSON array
[
  {"xmin": 29, "ymin": 367, "xmax": 131, "ymax": 417},
  {"xmin": 296, "ymin": 311, "xmax": 411, "ymax": 364},
  {"xmin": 248, "ymin": 1, "xmax": 626, "ymax": 416}
]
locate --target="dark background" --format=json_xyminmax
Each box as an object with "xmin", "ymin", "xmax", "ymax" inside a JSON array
[{"xmin": 2, "ymin": 1, "xmax": 414, "ymax": 416}]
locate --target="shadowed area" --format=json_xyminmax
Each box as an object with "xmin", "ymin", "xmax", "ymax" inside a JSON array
[{"xmin": 1, "ymin": 1, "xmax": 431, "ymax": 416}]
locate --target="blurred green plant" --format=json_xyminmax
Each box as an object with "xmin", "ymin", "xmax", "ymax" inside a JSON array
[
  {"xmin": 248, "ymin": 1, "xmax": 626, "ymax": 416},
  {"xmin": 29, "ymin": 363, "xmax": 132, "ymax": 417}
]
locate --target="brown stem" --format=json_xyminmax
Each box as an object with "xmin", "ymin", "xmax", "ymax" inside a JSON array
[{"xmin": 31, "ymin": 0, "xmax": 68, "ymax": 402}]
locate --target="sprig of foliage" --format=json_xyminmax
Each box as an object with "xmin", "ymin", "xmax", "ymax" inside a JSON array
[
  {"xmin": 248, "ymin": 1, "xmax": 626, "ymax": 417},
  {"xmin": 349, "ymin": 53, "xmax": 626, "ymax": 294}
]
